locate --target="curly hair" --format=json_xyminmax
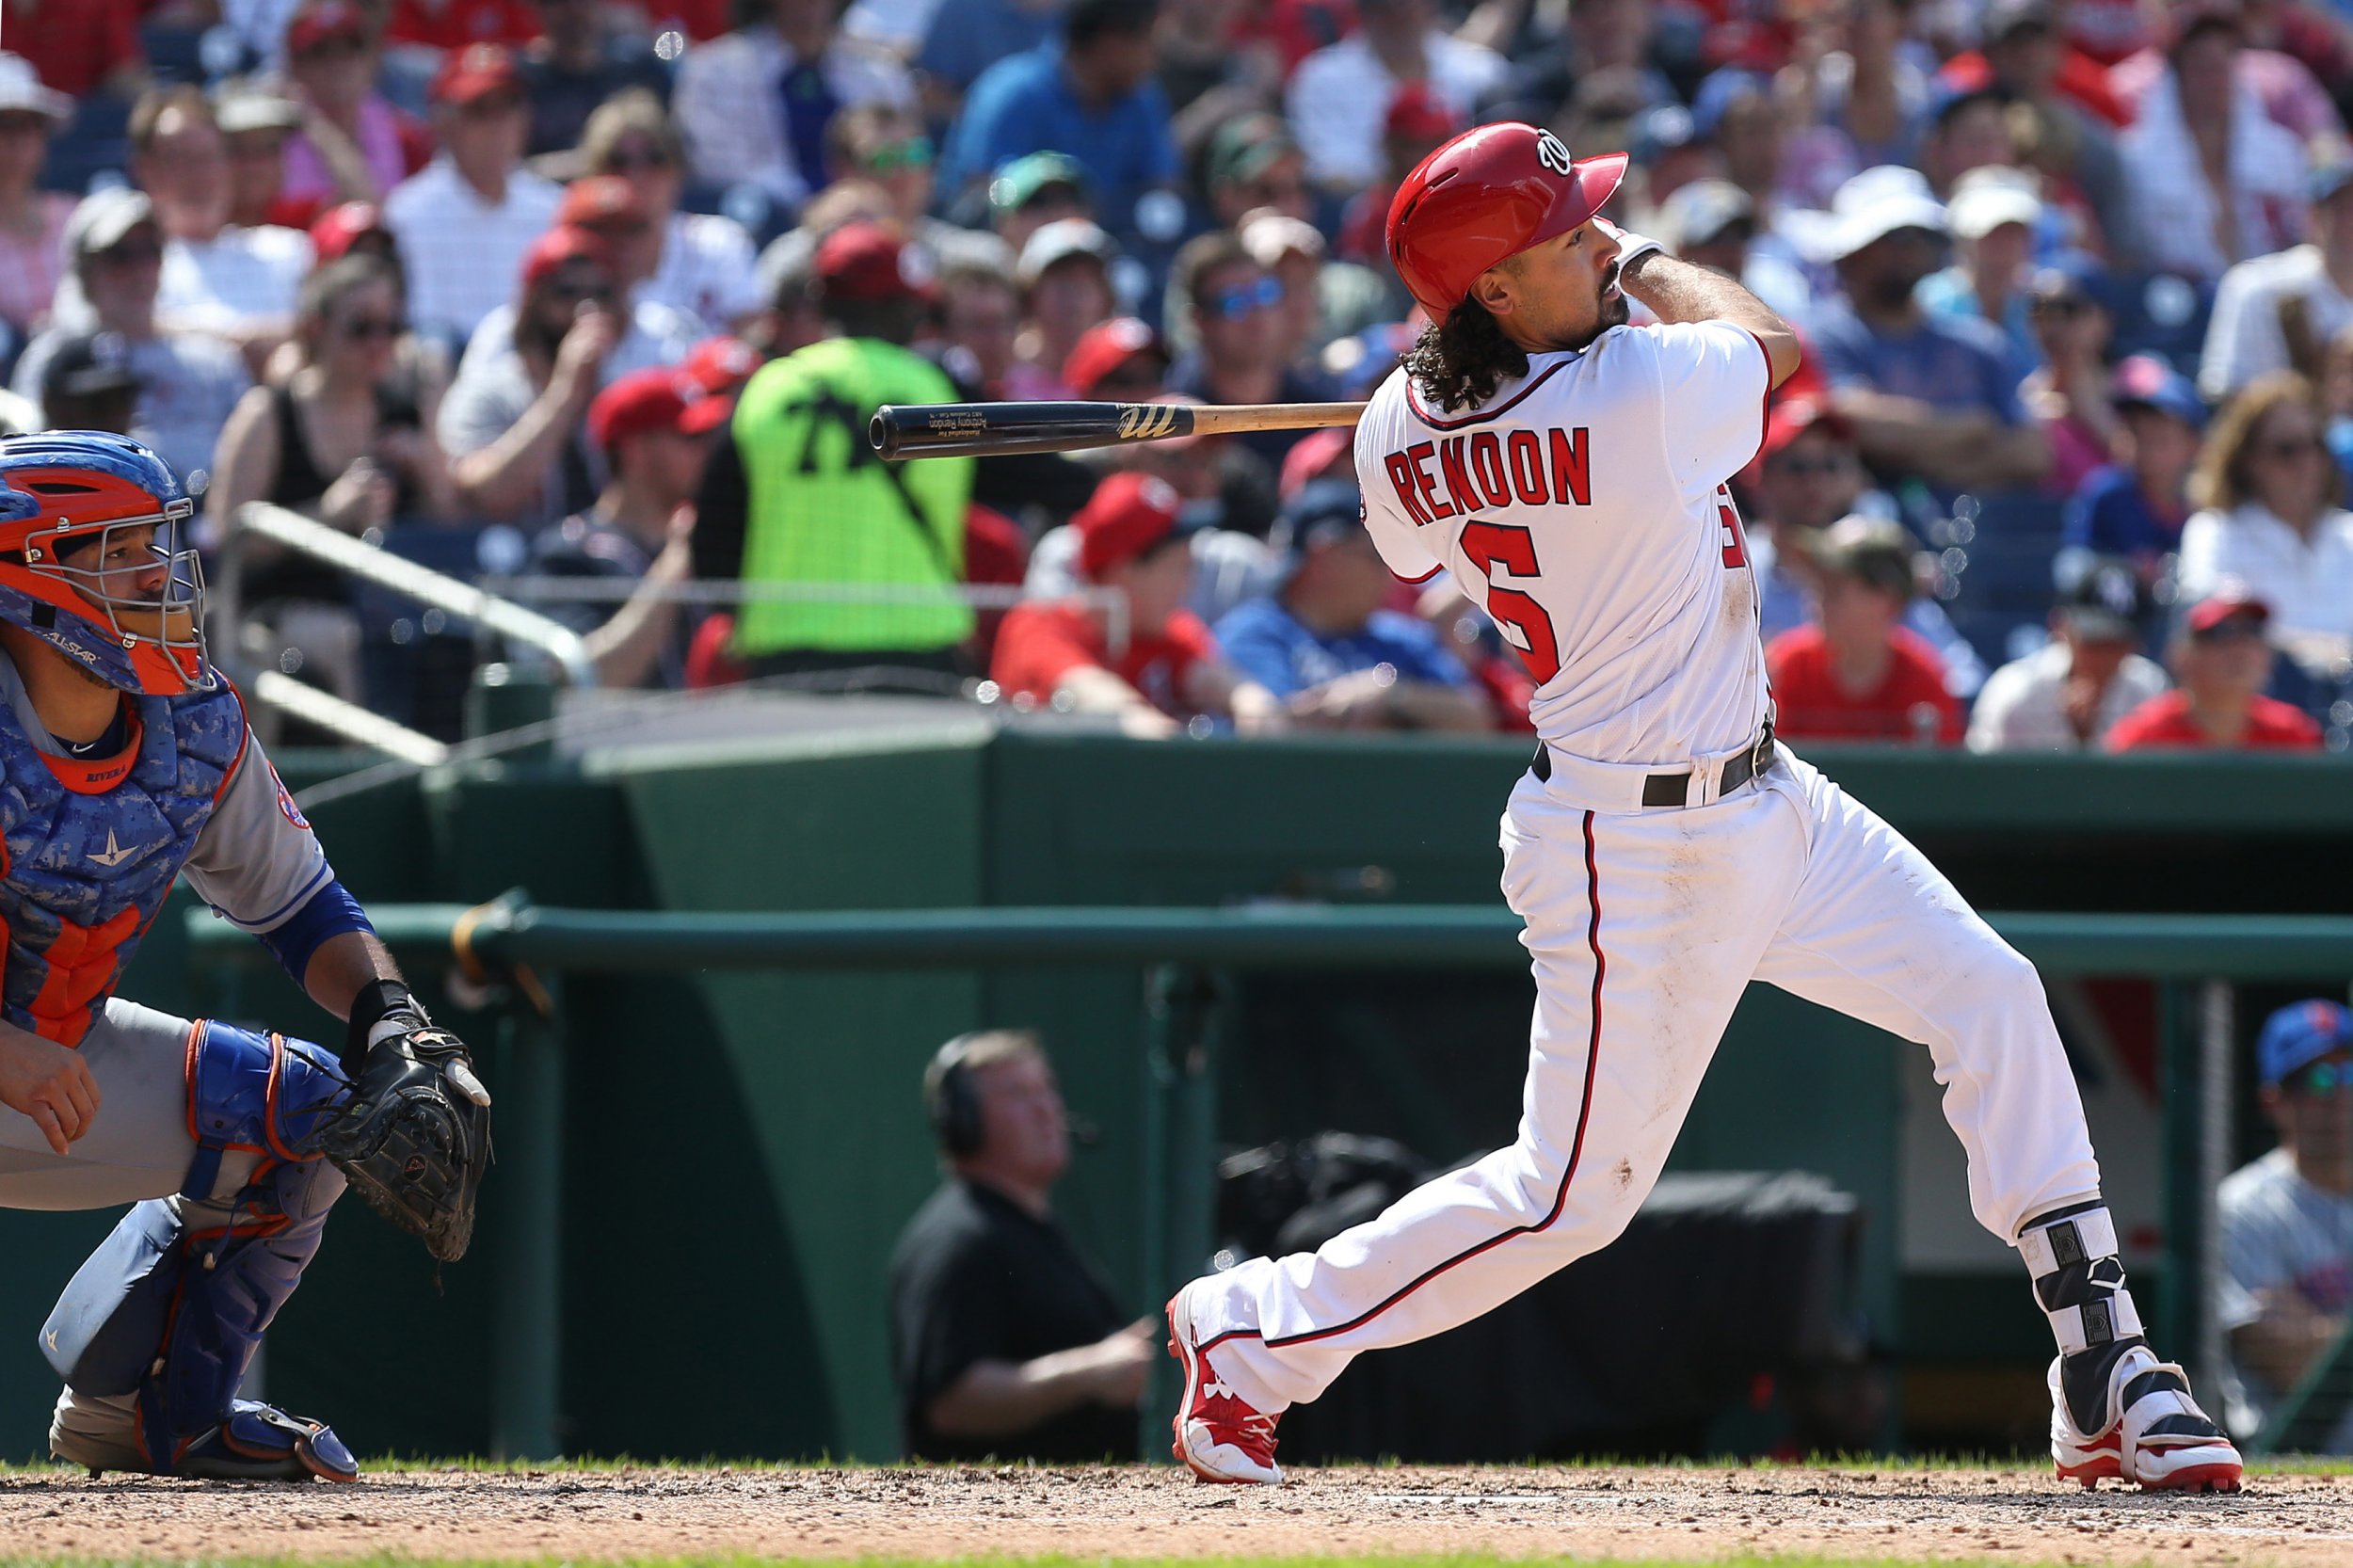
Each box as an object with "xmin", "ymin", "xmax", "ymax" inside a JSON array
[{"xmin": 1402, "ymin": 297, "xmax": 1529, "ymax": 415}]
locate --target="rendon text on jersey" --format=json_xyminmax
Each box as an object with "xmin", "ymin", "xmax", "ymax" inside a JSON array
[{"xmin": 1380, "ymin": 428, "xmax": 1591, "ymax": 527}]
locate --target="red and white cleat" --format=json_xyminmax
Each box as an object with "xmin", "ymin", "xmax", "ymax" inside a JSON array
[
  {"xmin": 1166, "ymin": 1278, "xmax": 1284, "ymax": 1484},
  {"xmin": 2050, "ymin": 1346, "xmax": 2242, "ymax": 1493}
]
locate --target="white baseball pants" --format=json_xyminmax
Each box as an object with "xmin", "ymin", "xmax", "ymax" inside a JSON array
[{"xmin": 1193, "ymin": 747, "xmax": 2100, "ymax": 1413}]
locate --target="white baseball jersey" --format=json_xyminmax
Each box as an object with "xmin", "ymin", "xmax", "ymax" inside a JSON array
[
  {"xmin": 1354, "ymin": 322, "xmax": 1771, "ymax": 765},
  {"xmin": 1178, "ymin": 312, "xmax": 2124, "ymax": 1440}
]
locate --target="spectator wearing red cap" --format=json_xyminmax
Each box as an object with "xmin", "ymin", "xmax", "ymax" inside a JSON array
[
  {"xmin": 1336, "ymin": 81, "xmax": 1459, "ymax": 272},
  {"xmin": 1285, "ymin": 0, "xmax": 1504, "ymax": 191},
  {"xmin": 2179, "ymin": 372, "xmax": 2353, "ymax": 677},
  {"xmin": 453, "ymin": 192, "xmax": 695, "ymax": 393},
  {"xmin": 673, "ymin": 0, "xmax": 915, "ymax": 208},
  {"xmin": 1766, "ymin": 515, "xmax": 1962, "ymax": 745},
  {"xmin": 1744, "ymin": 393, "xmax": 1987, "ymax": 697},
  {"xmin": 278, "ymin": 0, "xmax": 432, "ymax": 219},
  {"xmin": 209, "ymin": 250, "xmax": 456, "ymax": 701},
  {"xmin": 2106, "ymin": 584, "xmax": 2324, "ymax": 750},
  {"xmin": 437, "ymin": 225, "xmax": 625, "ymax": 526},
  {"xmin": 1063, "ymin": 315, "xmax": 1167, "ymax": 402},
  {"xmin": 522, "ymin": 365, "xmax": 728, "ymax": 687},
  {"xmin": 680, "ymin": 333, "xmax": 761, "ymax": 399},
  {"xmin": 105, "ymin": 87, "xmax": 314, "ymax": 369},
  {"xmin": 693, "ymin": 219, "xmax": 976, "ymax": 681},
  {"xmin": 384, "ymin": 42, "xmax": 563, "ymax": 341},
  {"xmin": 992, "ymin": 472, "xmax": 1284, "ymax": 736},
  {"xmin": 576, "ymin": 91, "xmax": 765, "ymax": 335}
]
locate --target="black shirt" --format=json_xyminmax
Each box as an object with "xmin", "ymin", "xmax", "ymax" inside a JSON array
[{"xmin": 887, "ymin": 1177, "xmax": 1136, "ymax": 1463}]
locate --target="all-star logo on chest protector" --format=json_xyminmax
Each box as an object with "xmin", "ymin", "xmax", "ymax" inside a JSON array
[{"xmin": 0, "ymin": 682, "xmax": 246, "ymax": 1045}]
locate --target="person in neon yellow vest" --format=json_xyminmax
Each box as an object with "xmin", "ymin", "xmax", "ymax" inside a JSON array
[{"xmin": 707, "ymin": 220, "xmax": 976, "ymax": 683}]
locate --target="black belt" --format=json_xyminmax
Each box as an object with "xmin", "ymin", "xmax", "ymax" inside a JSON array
[{"xmin": 1530, "ymin": 723, "xmax": 1777, "ymax": 808}]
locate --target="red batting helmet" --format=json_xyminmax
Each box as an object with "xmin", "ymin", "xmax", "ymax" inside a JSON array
[{"xmin": 1385, "ymin": 122, "xmax": 1629, "ymax": 320}]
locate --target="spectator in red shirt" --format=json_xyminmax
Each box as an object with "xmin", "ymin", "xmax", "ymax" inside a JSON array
[
  {"xmin": 1766, "ymin": 515, "xmax": 1961, "ymax": 744},
  {"xmin": 2105, "ymin": 584, "xmax": 2326, "ymax": 751},
  {"xmin": 3, "ymin": 0, "xmax": 143, "ymax": 101},
  {"xmin": 991, "ymin": 471, "xmax": 1284, "ymax": 737}
]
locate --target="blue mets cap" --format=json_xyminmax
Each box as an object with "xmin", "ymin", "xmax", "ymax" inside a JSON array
[{"xmin": 2259, "ymin": 999, "xmax": 2353, "ymax": 1086}]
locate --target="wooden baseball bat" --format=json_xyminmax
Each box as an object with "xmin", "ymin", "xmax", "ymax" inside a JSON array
[{"xmin": 869, "ymin": 400, "xmax": 1367, "ymax": 460}]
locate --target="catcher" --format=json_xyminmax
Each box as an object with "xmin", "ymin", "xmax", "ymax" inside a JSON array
[{"xmin": 0, "ymin": 433, "xmax": 489, "ymax": 1481}]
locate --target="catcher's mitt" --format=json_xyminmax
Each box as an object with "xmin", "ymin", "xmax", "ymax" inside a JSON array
[{"xmin": 320, "ymin": 1025, "xmax": 492, "ymax": 1262}]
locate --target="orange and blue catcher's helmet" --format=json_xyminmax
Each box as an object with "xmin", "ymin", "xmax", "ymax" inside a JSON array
[{"xmin": 0, "ymin": 433, "xmax": 211, "ymax": 696}]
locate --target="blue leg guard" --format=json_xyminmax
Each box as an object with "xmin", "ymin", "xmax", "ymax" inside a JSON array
[{"xmin": 40, "ymin": 1020, "xmax": 359, "ymax": 1480}]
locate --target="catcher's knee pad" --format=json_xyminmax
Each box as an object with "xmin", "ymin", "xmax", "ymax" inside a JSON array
[
  {"xmin": 180, "ymin": 1018, "xmax": 349, "ymax": 1201},
  {"xmin": 40, "ymin": 1020, "xmax": 349, "ymax": 1471}
]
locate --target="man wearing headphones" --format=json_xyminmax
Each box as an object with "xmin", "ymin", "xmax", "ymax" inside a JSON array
[{"xmin": 887, "ymin": 1030, "xmax": 1156, "ymax": 1461}]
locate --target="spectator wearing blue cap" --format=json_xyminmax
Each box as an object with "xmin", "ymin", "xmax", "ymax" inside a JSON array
[
  {"xmin": 2019, "ymin": 257, "xmax": 2121, "ymax": 498},
  {"xmin": 2059, "ymin": 354, "xmax": 2206, "ymax": 582},
  {"xmin": 2201, "ymin": 155, "xmax": 2353, "ymax": 404},
  {"xmin": 1211, "ymin": 480, "xmax": 1492, "ymax": 730},
  {"xmin": 2219, "ymin": 999, "xmax": 2353, "ymax": 1450}
]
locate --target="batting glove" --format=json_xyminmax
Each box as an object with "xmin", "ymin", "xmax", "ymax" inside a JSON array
[{"xmin": 1593, "ymin": 217, "xmax": 1666, "ymax": 270}]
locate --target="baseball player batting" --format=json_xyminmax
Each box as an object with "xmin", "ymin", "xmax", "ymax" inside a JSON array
[
  {"xmin": 0, "ymin": 434, "xmax": 489, "ymax": 1480},
  {"xmin": 1165, "ymin": 123, "xmax": 2241, "ymax": 1494}
]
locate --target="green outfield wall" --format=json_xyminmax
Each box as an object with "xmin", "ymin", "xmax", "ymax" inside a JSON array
[{"xmin": 0, "ymin": 733, "xmax": 2345, "ymax": 1463}]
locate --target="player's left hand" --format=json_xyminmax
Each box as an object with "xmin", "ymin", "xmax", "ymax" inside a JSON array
[{"xmin": 320, "ymin": 1022, "xmax": 492, "ymax": 1262}]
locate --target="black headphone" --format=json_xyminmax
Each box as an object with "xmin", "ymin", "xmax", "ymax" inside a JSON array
[{"xmin": 924, "ymin": 1032, "xmax": 989, "ymax": 1159}]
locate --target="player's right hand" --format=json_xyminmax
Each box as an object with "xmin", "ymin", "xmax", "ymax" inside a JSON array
[{"xmin": 0, "ymin": 1031, "xmax": 99, "ymax": 1156}]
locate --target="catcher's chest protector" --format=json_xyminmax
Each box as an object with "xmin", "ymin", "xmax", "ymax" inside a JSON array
[{"xmin": 0, "ymin": 683, "xmax": 246, "ymax": 1044}]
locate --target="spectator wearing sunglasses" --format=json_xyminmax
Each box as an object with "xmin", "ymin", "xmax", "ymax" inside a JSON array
[
  {"xmin": 2017, "ymin": 257, "xmax": 2121, "ymax": 499},
  {"xmin": 1165, "ymin": 229, "xmax": 1335, "ymax": 472},
  {"xmin": 209, "ymin": 251, "xmax": 456, "ymax": 702},
  {"xmin": 2105, "ymin": 583, "xmax": 2322, "ymax": 751},
  {"xmin": 579, "ymin": 91, "xmax": 767, "ymax": 336},
  {"xmin": 437, "ymin": 226, "xmax": 629, "ymax": 527},
  {"xmin": 14, "ymin": 189, "xmax": 250, "ymax": 487},
  {"xmin": 520, "ymin": 0, "xmax": 671, "ymax": 164},
  {"xmin": 826, "ymin": 102, "xmax": 1010, "ymax": 277},
  {"xmin": 2178, "ymin": 373, "xmax": 2353, "ymax": 677},
  {"xmin": 276, "ymin": 1, "xmax": 431, "ymax": 219},
  {"xmin": 2220, "ymin": 1000, "xmax": 2353, "ymax": 1451}
]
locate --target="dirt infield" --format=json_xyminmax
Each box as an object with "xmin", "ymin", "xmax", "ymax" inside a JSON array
[{"xmin": 8, "ymin": 1463, "xmax": 2353, "ymax": 1562}]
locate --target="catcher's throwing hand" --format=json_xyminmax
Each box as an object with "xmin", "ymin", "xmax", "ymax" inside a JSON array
[
  {"xmin": 0, "ymin": 1027, "xmax": 99, "ymax": 1156},
  {"xmin": 322, "ymin": 1020, "xmax": 492, "ymax": 1262}
]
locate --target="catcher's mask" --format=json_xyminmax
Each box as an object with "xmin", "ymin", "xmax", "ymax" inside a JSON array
[{"xmin": 0, "ymin": 432, "xmax": 210, "ymax": 696}]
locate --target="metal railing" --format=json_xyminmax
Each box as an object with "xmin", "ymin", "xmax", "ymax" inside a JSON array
[{"xmin": 184, "ymin": 896, "xmax": 2353, "ymax": 1460}]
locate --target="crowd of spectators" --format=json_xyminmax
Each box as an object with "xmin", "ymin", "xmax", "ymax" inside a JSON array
[{"xmin": 4, "ymin": 0, "xmax": 2352, "ymax": 747}]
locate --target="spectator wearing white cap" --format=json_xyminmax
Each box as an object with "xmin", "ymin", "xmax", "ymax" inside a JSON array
[
  {"xmin": 1917, "ymin": 167, "xmax": 2046, "ymax": 383},
  {"xmin": 12, "ymin": 189, "xmax": 251, "ymax": 484},
  {"xmin": 1808, "ymin": 165, "xmax": 2052, "ymax": 495},
  {"xmin": 1006, "ymin": 217, "xmax": 1118, "ymax": 402},
  {"xmin": 0, "ymin": 54, "xmax": 72, "ymax": 339},
  {"xmin": 2119, "ymin": 6, "xmax": 2308, "ymax": 285},
  {"xmin": 2201, "ymin": 156, "xmax": 2353, "ymax": 404},
  {"xmin": 1656, "ymin": 177, "xmax": 1815, "ymax": 331}
]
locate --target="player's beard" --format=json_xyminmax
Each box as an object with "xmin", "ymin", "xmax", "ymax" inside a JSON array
[{"xmin": 1597, "ymin": 265, "xmax": 1632, "ymax": 329}]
